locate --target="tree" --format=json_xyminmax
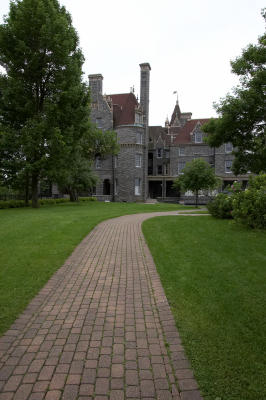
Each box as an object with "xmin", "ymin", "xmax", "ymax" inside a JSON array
[
  {"xmin": 54, "ymin": 126, "xmax": 119, "ymax": 201},
  {"xmin": 0, "ymin": 0, "xmax": 117, "ymax": 207},
  {"xmin": 173, "ymin": 158, "xmax": 219, "ymax": 207},
  {"xmin": 202, "ymin": 10, "xmax": 266, "ymax": 175}
]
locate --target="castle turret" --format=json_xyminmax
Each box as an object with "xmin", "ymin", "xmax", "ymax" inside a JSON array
[
  {"xmin": 139, "ymin": 63, "xmax": 151, "ymax": 126},
  {"xmin": 88, "ymin": 74, "xmax": 103, "ymax": 102}
]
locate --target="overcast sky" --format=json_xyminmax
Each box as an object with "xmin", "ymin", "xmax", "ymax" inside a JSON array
[{"xmin": 0, "ymin": 0, "xmax": 265, "ymax": 125}]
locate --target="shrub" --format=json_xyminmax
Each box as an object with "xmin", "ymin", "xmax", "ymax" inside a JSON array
[
  {"xmin": 232, "ymin": 179, "xmax": 266, "ymax": 230},
  {"xmin": 207, "ymin": 193, "xmax": 233, "ymax": 219},
  {"xmin": 79, "ymin": 197, "xmax": 97, "ymax": 202},
  {"xmin": 0, "ymin": 199, "xmax": 28, "ymax": 209}
]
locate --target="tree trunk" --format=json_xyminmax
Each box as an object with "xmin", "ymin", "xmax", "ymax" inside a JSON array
[
  {"xmin": 69, "ymin": 189, "xmax": 78, "ymax": 202},
  {"xmin": 31, "ymin": 172, "xmax": 39, "ymax": 208},
  {"xmin": 195, "ymin": 189, "xmax": 198, "ymax": 208}
]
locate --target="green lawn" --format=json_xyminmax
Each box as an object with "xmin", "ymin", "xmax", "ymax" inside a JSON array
[
  {"xmin": 142, "ymin": 216, "xmax": 266, "ymax": 400},
  {"xmin": 0, "ymin": 201, "xmax": 188, "ymax": 336}
]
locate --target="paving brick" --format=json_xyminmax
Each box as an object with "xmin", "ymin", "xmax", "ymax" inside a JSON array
[
  {"xmin": 140, "ymin": 380, "xmax": 155, "ymax": 397},
  {"xmin": 3, "ymin": 374, "xmax": 22, "ymax": 391},
  {"xmin": 38, "ymin": 366, "xmax": 55, "ymax": 381},
  {"xmin": 180, "ymin": 391, "xmax": 203, "ymax": 400},
  {"xmin": 13, "ymin": 383, "xmax": 33, "ymax": 400},
  {"xmin": 49, "ymin": 373, "xmax": 66, "ymax": 389},
  {"xmin": 62, "ymin": 384, "xmax": 79, "ymax": 400},
  {"xmin": 45, "ymin": 391, "xmax": 61, "ymax": 400},
  {"xmin": 79, "ymin": 383, "xmax": 94, "ymax": 396},
  {"xmin": 95, "ymin": 378, "xmax": 109, "ymax": 394},
  {"xmin": 110, "ymin": 390, "xmax": 124, "ymax": 400}
]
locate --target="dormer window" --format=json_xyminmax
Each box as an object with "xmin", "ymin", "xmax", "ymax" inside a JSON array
[
  {"xmin": 135, "ymin": 113, "xmax": 143, "ymax": 125},
  {"xmin": 195, "ymin": 131, "xmax": 202, "ymax": 143}
]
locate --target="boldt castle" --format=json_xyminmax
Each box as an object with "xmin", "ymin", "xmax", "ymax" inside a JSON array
[{"xmin": 87, "ymin": 63, "xmax": 249, "ymax": 203}]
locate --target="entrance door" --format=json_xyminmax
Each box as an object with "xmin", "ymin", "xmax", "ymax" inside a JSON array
[{"xmin": 103, "ymin": 179, "xmax": 111, "ymax": 195}]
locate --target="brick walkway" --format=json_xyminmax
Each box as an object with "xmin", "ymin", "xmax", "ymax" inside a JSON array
[{"xmin": 0, "ymin": 212, "xmax": 203, "ymax": 400}]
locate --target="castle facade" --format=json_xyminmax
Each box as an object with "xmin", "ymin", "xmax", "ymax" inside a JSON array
[{"xmin": 89, "ymin": 63, "xmax": 249, "ymax": 203}]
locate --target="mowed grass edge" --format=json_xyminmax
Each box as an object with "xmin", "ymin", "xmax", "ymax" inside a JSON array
[
  {"xmin": 142, "ymin": 216, "xmax": 266, "ymax": 400},
  {"xmin": 0, "ymin": 201, "xmax": 189, "ymax": 336}
]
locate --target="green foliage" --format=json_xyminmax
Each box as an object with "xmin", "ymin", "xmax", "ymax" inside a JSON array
[
  {"xmin": 203, "ymin": 11, "xmax": 266, "ymax": 174},
  {"xmin": 0, "ymin": 0, "xmax": 116, "ymax": 207},
  {"xmin": 232, "ymin": 174, "xmax": 266, "ymax": 229},
  {"xmin": 208, "ymin": 175, "xmax": 266, "ymax": 229},
  {"xmin": 173, "ymin": 158, "xmax": 219, "ymax": 206},
  {"xmin": 79, "ymin": 196, "xmax": 97, "ymax": 201},
  {"xmin": 207, "ymin": 193, "xmax": 233, "ymax": 219},
  {"xmin": 0, "ymin": 199, "xmax": 28, "ymax": 209}
]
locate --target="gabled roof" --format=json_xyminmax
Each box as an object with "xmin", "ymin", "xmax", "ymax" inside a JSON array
[
  {"xmin": 109, "ymin": 93, "xmax": 138, "ymax": 127},
  {"xmin": 172, "ymin": 119, "xmax": 210, "ymax": 144},
  {"xmin": 149, "ymin": 126, "xmax": 172, "ymax": 147}
]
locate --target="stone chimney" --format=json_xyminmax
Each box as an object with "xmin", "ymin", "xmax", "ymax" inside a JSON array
[
  {"xmin": 139, "ymin": 63, "xmax": 151, "ymax": 126},
  {"xmin": 88, "ymin": 74, "xmax": 103, "ymax": 102}
]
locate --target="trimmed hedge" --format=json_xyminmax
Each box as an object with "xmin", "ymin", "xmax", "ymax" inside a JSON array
[{"xmin": 0, "ymin": 196, "xmax": 97, "ymax": 209}]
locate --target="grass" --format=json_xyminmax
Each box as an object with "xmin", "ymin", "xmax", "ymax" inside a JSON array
[
  {"xmin": 142, "ymin": 216, "xmax": 266, "ymax": 400},
  {"xmin": 0, "ymin": 200, "xmax": 188, "ymax": 336}
]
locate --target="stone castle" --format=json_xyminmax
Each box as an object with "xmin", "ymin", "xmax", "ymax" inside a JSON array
[{"xmin": 88, "ymin": 63, "xmax": 249, "ymax": 203}]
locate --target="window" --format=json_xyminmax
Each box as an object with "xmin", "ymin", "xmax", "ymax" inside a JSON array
[
  {"xmin": 95, "ymin": 156, "xmax": 102, "ymax": 169},
  {"xmin": 96, "ymin": 118, "xmax": 102, "ymax": 129},
  {"xmin": 179, "ymin": 147, "xmax": 185, "ymax": 156},
  {"xmin": 195, "ymin": 131, "xmax": 202, "ymax": 143},
  {"xmin": 225, "ymin": 142, "xmax": 233, "ymax": 153},
  {"xmin": 135, "ymin": 178, "xmax": 141, "ymax": 195},
  {"xmin": 165, "ymin": 150, "xmax": 170, "ymax": 158},
  {"xmin": 157, "ymin": 148, "xmax": 162, "ymax": 158},
  {"xmin": 114, "ymin": 155, "xmax": 118, "ymax": 168},
  {"xmin": 135, "ymin": 153, "xmax": 142, "ymax": 168},
  {"xmin": 136, "ymin": 132, "xmax": 143, "ymax": 144},
  {"xmin": 178, "ymin": 161, "xmax": 186, "ymax": 174},
  {"xmin": 164, "ymin": 164, "xmax": 169, "ymax": 175},
  {"xmin": 157, "ymin": 165, "xmax": 162, "ymax": 175},
  {"xmin": 114, "ymin": 179, "xmax": 118, "ymax": 195},
  {"xmin": 135, "ymin": 113, "xmax": 143, "ymax": 125},
  {"xmin": 225, "ymin": 160, "xmax": 233, "ymax": 173}
]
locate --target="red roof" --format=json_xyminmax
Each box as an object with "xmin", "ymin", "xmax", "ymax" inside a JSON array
[
  {"xmin": 109, "ymin": 93, "xmax": 138, "ymax": 126},
  {"xmin": 172, "ymin": 119, "xmax": 210, "ymax": 144}
]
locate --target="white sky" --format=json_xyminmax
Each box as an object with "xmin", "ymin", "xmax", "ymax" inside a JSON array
[{"xmin": 0, "ymin": 0, "xmax": 265, "ymax": 125}]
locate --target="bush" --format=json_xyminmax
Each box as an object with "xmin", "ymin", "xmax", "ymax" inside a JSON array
[
  {"xmin": 0, "ymin": 199, "xmax": 28, "ymax": 209},
  {"xmin": 79, "ymin": 197, "xmax": 97, "ymax": 202},
  {"xmin": 232, "ymin": 183, "xmax": 266, "ymax": 230},
  {"xmin": 207, "ymin": 193, "xmax": 233, "ymax": 219}
]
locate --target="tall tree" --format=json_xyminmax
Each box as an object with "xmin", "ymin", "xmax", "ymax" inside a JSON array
[
  {"xmin": 173, "ymin": 158, "xmax": 219, "ymax": 207},
  {"xmin": 202, "ymin": 10, "xmax": 266, "ymax": 175},
  {"xmin": 0, "ymin": 0, "xmax": 112, "ymax": 207}
]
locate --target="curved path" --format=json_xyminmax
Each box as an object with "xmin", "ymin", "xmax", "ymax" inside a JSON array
[{"xmin": 0, "ymin": 211, "xmax": 204, "ymax": 400}]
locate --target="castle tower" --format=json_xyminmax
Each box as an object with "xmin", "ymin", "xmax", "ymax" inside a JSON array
[
  {"xmin": 88, "ymin": 74, "xmax": 103, "ymax": 102},
  {"xmin": 139, "ymin": 63, "xmax": 151, "ymax": 126}
]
